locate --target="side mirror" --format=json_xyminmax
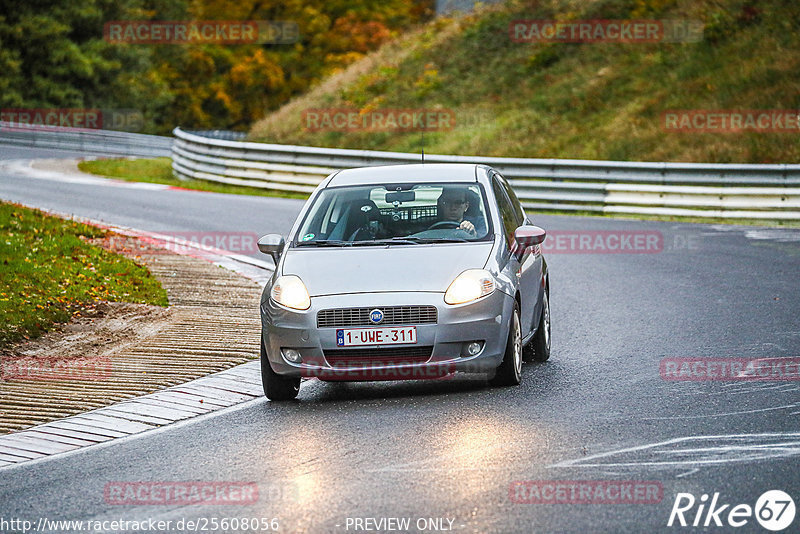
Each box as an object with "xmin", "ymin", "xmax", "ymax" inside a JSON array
[
  {"xmin": 258, "ymin": 234, "xmax": 285, "ymax": 264},
  {"xmin": 513, "ymin": 226, "xmax": 546, "ymax": 256}
]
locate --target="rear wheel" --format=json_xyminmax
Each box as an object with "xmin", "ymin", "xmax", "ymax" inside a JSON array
[
  {"xmin": 260, "ymin": 336, "xmax": 300, "ymax": 401},
  {"xmin": 525, "ymin": 291, "xmax": 550, "ymax": 362},
  {"xmin": 489, "ymin": 302, "xmax": 522, "ymax": 387}
]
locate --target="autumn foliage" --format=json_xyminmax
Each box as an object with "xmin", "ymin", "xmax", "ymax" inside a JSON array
[{"xmin": 0, "ymin": 0, "xmax": 433, "ymax": 134}]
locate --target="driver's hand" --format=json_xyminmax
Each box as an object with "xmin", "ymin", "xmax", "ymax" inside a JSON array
[{"xmin": 459, "ymin": 220, "xmax": 476, "ymax": 235}]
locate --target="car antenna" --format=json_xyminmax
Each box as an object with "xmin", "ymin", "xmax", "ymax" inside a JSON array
[{"xmin": 421, "ymin": 130, "xmax": 425, "ymax": 163}]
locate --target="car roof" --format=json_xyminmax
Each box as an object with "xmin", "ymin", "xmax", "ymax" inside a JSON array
[{"xmin": 326, "ymin": 163, "xmax": 483, "ymax": 187}]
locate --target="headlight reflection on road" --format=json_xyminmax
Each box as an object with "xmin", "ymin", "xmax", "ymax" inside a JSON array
[
  {"xmin": 386, "ymin": 419, "xmax": 518, "ymax": 473},
  {"xmin": 440, "ymin": 419, "xmax": 511, "ymax": 468},
  {"xmin": 248, "ymin": 426, "xmax": 327, "ymax": 510},
  {"xmin": 290, "ymin": 471, "xmax": 319, "ymax": 508},
  {"xmin": 405, "ymin": 417, "xmax": 530, "ymax": 503}
]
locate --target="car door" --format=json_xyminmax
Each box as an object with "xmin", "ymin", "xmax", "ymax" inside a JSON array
[{"xmin": 492, "ymin": 171, "xmax": 542, "ymax": 338}]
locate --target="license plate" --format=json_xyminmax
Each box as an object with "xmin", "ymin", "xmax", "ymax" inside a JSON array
[{"xmin": 336, "ymin": 326, "xmax": 417, "ymax": 347}]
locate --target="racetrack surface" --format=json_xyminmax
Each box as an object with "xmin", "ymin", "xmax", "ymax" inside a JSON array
[{"xmin": 1, "ymin": 144, "xmax": 799, "ymax": 533}]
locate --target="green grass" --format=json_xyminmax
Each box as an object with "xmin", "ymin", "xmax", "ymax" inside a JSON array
[
  {"xmin": 77, "ymin": 158, "xmax": 308, "ymax": 199},
  {"xmin": 249, "ymin": 0, "xmax": 800, "ymax": 164},
  {"xmin": 0, "ymin": 202, "xmax": 169, "ymax": 348}
]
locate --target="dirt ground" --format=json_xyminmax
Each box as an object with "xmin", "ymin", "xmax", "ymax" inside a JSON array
[
  {"xmin": 1, "ymin": 301, "xmax": 173, "ymax": 363},
  {"xmin": 0, "ymin": 232, "xmax": 263, "ymax": 433}
]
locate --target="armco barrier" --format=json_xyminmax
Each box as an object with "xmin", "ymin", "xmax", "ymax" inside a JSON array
[
  {"xmin": 172, "ymin": 128, "xmax": 800, "ymax": 220},
  {"xmin": 3, "ymin": 123, "xmax": 796, "ymax": 220},
  {"xmin": 0, "ymin": 122, "xmax": 171, "ymax": 158}
]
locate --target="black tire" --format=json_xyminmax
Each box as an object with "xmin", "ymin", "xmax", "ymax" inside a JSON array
[
  {"xmin": 260, "ymin": 336, "xmax": 300, "ymax": 401},
  {"xmin": 526, "ymin": 291, "xmax": 551, "ymax": 362},
  {"xmin": 489, "ymin": 301, "xmax": 522, "ymax": 387}
]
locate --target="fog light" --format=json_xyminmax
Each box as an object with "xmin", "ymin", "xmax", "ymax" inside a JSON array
[
  {"xmin": 467, "ymin": 342, "xmax": 482, "ymax": 356},
  {"xmin": 282, "ymin": 348, "xmax": 302, "ymax": 363}
]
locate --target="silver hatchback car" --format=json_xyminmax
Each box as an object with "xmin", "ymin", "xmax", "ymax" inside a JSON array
[{"xmin": 258, "ymin": 163, "xmax": 550, "ymax": 400}]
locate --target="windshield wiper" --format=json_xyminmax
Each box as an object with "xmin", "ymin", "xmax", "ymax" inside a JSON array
[
  {"xmin": 369, "ymin": 238, "xmax": 424, "ymax": 245},
  {"xmin": 295, "ymin": 236, "xmax": 472, "ymax": 247},
  {"xmin": 370, "ymin": 236, "xmax": 473, "ymax": 244},
  {"xmin": 402, "ymin": 237, "xmax": 471, "ymax": 243},
  {"xmin": 295, "ymin": 239, "xmax": 354, "ymax": 247}
]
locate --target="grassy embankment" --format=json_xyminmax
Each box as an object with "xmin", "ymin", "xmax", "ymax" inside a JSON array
[
  {"xmin": 0, "ymin": 202, "xmax": 168, "ymax": 347},
  {"xmin": 250, "ymin": 0, "xmax": 800, "ymax": 163}
]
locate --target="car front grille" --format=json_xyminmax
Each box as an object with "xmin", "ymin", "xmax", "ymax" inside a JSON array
[
  {"xmin": 323, "ymin": 346, "xmax": 433, "ymax": 367},
  {"xmin": 317, "ymin": 306, "xmax": 437, "ymax": 328}
]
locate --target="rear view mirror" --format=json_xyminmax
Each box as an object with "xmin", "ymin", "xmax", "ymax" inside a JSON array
[
  {"xmin": 258, "ymin": 234, "xmax": 285, "ymax": 264},
  {"xmin": 513, "ymin": 226, "xmax": 546, "ymax": 256},
  {"xmin": 385, "ymin": 191, "xmax": 415, "ymax": 204}
]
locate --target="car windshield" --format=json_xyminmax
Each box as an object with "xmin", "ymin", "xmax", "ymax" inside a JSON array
[{"xmin": 294, "ymin": 182, "xmax": 492, "ymax": 246}]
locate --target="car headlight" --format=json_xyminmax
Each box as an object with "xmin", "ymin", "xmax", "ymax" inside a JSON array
[
  {"xmin": 444, "ymin": 269, "xmax": 496, "ymax": 305},
  {"xmin": 270, "ymin": 275, "xmax": 311, "ymax": 310}
]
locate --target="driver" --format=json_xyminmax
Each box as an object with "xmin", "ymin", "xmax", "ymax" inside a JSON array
[{"xmin": 438, "ymin": 186, "xmax": 476, "ymax": 236}]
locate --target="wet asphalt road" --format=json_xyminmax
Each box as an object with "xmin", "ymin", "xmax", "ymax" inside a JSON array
[{"xmin": 1, "ymin": 144, "xmax": 799, "ymax": 533}]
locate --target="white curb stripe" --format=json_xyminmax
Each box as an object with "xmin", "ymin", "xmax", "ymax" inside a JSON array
[{"xmin": 0, "ymin": 361, "xmax": 263, "ymax": 470}]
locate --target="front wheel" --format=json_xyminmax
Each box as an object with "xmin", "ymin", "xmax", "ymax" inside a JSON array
[
  {"xmin": 489, "ymin": 302, "xmax": 522, "ymax": 387},
  {"xmin": 525, "ymin": 291, "xmax": 551, "ymax": 362},
  {"xmin": 261, "ymin": 336, "xmax": 300, "ymax": 401}
]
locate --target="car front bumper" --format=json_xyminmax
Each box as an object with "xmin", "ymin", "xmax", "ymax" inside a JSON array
[{"xmin": 260, "ymin": 290, "xmax": 513, "ymax": 381}]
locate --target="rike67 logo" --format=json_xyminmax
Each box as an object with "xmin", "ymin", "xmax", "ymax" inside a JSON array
[{"xmin": 668, "ymin": 490, "xmax": 795, "ymax": 531}]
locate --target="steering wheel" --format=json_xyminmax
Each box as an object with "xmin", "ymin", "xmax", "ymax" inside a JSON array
[{"xmin": 427, "ymin": 220, "xmax": 461, "ymax": 230}]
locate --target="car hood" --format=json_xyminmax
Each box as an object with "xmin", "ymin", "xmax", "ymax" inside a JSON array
[{"xmin": 281, "ymin": 243, "xmax": 494, "ymax": 296}]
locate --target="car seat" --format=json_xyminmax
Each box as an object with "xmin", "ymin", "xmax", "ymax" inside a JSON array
[{"xmin": 345, "ymin": 199, "xmax": 384, "ymax": 241}]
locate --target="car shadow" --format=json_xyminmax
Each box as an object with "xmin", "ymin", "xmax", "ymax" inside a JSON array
[
  {"xmin": 274, "ymin": 360, "xmax": 559, "ymax": 404},
  {"xmin": 297, "ymin": 374, "xmax": 490, "ymax": 402}
]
